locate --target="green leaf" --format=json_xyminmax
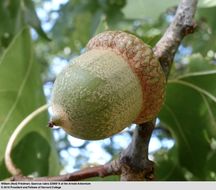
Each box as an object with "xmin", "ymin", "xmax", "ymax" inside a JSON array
[
  {"xmin": 22, "ymin": 0, "xmax": 50, "ymax": 41},
  {"xmin": 184, "ymin": 54, "xmax": 216, "ymax": 73},
  {"xmin": 122, "ymin": 0, "xmax": 178, "ymax": 19},
  {"xmin": 198, "ymin": 6, "xmax": 216, "ymax": 30},
  {"xmin": 0, "ymin": 28, "xmax": 60, "ymax": 179},
  {"xmin": 51, "ymin": 1, "xmax": 95, "ymax": 53},
  {"xmin": 122, "ymin": 0, "xmax": 216, "ymax": 20},
  {"xmin": 155, "ymin": 148, "xmax": 186, "ymax": 181},
  {"xmin": 159, "ymin": 64, "xmax": 216, "ymax": 179},
  {"xmin": 0, "ymin": 1, "xmax": 19, "ymax": 49},
  {"xmin": 0, "ymin": 0, "xmax": 49, "ymax": 52},
  {"xmin": 183, "ymin": 6, "xmax": 216, "ymax": 54},
  {"xmin": 198, "ymin": 0, "xmax": 216, "ymax": 8},
  {"xmin": 93, "ymin": 12, "xmax": 109, "ymax": 36},
  {"xmin": 69, "ymin": 11, "xmax": 93, "ymax": 51}
]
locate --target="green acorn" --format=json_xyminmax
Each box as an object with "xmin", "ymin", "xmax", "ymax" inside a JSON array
[{"xmin": 50, "ymin": 31, "xmax": 166, "ymax": 140}]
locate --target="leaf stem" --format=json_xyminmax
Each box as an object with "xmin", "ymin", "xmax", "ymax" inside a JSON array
[{"xmin": 5, "ymin": 104, "xmax": 48, "ymax": 176}]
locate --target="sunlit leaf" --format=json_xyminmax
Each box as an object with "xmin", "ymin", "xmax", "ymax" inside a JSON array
[
  {"xmin": 198, "ymin": 0, "xmax": 216, "ymax": 8},
  {"xmin": 122, "ymin": 0, "xmax": 179, "ymax": 19}
]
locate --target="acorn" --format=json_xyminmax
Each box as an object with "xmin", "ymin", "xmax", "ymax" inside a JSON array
[{"xmin": 50, "ymin": 31, "xmax": 166, "ymax": 140}]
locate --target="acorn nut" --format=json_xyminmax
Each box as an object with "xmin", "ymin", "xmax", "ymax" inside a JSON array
[{"xmin": 50, "ymin": 31, "xmax": 166, "ymax": 140}]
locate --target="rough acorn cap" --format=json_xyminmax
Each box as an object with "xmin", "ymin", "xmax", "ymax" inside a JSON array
[{"xmin": 87, "ymin": 31, "xmax": 166, "ymax": 123}]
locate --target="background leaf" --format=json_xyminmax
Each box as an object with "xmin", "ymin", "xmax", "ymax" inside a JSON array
[
  {"xmin": 51, "ymin": 0, "xmax": 126, "ymax": 53},
  {"xmin": 155, "ymin": 148, "xmax": 186, "ymax": 181},
  {"xmin": 0, "ymin": 0, "xmax": 48, "ymax": 53},
  {"xmin": 159, "ymin": 56, "xmax": 216, "ymax": 179},
  {"xmin": 122, "ymin": 0, "xmax": 216, "ymax": 20},
  {"xmin": 23, "ymin": 0, "xmax": 50, "ymax": 40},
  {"xmin": 0, "ymin": 27, "xmax": 60, "ymax": 179},
  {"xmin": 198, "ymin": 0, "xmax": 216, "ymax": 8},
  {"xmin": 122, "ymin": 0, "xmax": 179, "ymax": 19}
]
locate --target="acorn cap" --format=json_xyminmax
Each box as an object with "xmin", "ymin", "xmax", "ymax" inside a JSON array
[{"xmin": 87, "ymin": 31, "xmax": 166, "ymax": 123}]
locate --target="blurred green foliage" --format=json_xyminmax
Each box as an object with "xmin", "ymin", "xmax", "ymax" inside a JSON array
[
  {"xmin": 0, "ymin": 0, "xmax": 216, "ymax": 181},
  {"xmin": 0, "ymin": 28, "xmax": 60, "ymax": 180}
]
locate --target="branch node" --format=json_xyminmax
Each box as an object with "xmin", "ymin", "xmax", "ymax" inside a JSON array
[{"xmin": 181, "ymin": 21, "xmax": 197, "ymax": 35}]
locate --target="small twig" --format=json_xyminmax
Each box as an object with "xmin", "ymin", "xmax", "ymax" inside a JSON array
[
  {"xmin": 5, "ymin": 104, "xmax": 48, "ymax": 176},
  {"xmin": 10, "ymin": 160, "xmax": 121, "ymax": 181},
  {"xmin": 154, "ymin": 0, "xmax": 197, "ymax": 77}
]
